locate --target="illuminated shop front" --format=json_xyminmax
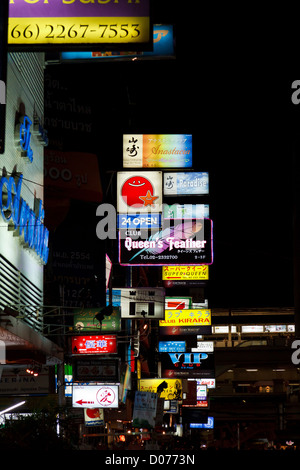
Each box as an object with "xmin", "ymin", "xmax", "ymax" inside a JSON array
[{"xmin": 0, "ymin": 51, "xmax": 48, "ymax": 330}]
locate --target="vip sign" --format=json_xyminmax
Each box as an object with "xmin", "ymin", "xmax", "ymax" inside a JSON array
[
  {"xmin": 161, "ymin": 351, "xmax": 215, "ymax": 379},
  {"xmin": 117, "ymin": 171, "xmax": 162, "ymax": 214},
  {"xmin": 73, "ymin": 384, "xmax": 118, "ymax": 408}
]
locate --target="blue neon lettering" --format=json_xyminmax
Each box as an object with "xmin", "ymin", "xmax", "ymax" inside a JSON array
[
  {"xmin": 168, "ymin": 352, "xmax": 208, "ymax": 366},
  {"xmin": 19, "ymin": 115, "xmax": 33, "ymax": 163},
  {"xmin": 0, "ymin": 173, "xmax": 49, "ymax": 264}
]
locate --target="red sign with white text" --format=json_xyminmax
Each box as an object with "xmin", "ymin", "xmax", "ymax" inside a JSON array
[{"xmin": 72, "ymin": 335, "xmax": 117, "ymax": 355}]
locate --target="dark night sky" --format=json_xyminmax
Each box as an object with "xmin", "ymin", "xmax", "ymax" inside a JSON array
[{"xmin": 45, "ymin": 3, "xmax": 300, "ymax": 310}]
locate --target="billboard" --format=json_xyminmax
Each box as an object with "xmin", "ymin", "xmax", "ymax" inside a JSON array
[
  {"xmin": 71, "ymin": 335, "xmax": 117, "ymax": 355},
  {"xmin": 163, "ymin": 204, "xmax": 209, "ymax": 219},
  {"xmin": 107, "ymin": 287, "xmax": 165, "ymax": 319},
  {"xmin": 0, "ymin": 0, "xmax": 8, "ymax": 154},
  {"xmin": 73, "ymin": 358, "xmax": 119, "ymax": 382},
  {"xmin": 44, "ymin": 150, "xmax": 102, "ymax": 202},
  {"xmin": 160, "ymin": 309, "xmax": 211, "ymax": 327},
  {"xmin": 138, "ymin": 378, "xmax": 182, "ymax": 400},
  {"xmin": 119, "ymin": 219, "xmax": 213, "ymax": 266},
  {"xmin": 161, "ymin": 351, "xmax": 215, "ymax": 379},
  {"xmin": 162, "ymin": 265, "xmax": 209, "ymax": 281},
  {"xmin": 8, "ymin": 0, "xmax": 151, "ymax": 50},
  {"xmin": 117, "ymin": 171, "xmax": 162, "ymax": 213},
  {"xmin": 73, "ymin": 307, "xmax": 121, "ymax": 332},
  {"xmin": 159, "ymin": 325, "xmax": 212, "ymax": 336},
  {"xmin": 165, "ymin": 297, "xmax": 192, "ymax": 309},
  {"xmin": 164, "ymin": 172, "xmax": 209, "ymax": 196},
  {"xmin": 61, "ymin": 25, "xmax": 175, "ymax": 62},
  {"xmin": 123, "ymin": 134, "xmax": 192, "ymax": 168},
  {"xmin": 158, "ymin": 341, "xmax": 186, "ymax": 353},
  {"xmin": 117, "ymin": 213, "xmax": 161, "ymax": 229},
  {"xmin": 73, "ymin": 384, "xmax": 118, "ymax": 408},
  {"xmin": 132, "ymin": 391, "xmax": 157, "ymax": 429}
]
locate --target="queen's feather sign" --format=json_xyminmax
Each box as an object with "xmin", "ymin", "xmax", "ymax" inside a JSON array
[{"xmin": 119, "ymin": 219, "xmax": 213, "ymax": 265}]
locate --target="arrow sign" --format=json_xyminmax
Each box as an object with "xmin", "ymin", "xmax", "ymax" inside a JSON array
[
  {"xmin": 76, "ymin": 399, "xmax": 95, "ymax": 406},
  {"xmin": 72, "ymin": 384, "xmax": 119, "ymax": 408}
]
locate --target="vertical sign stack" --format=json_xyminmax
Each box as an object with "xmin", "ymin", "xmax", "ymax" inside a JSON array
[{"xmin": 119, "ymin": 134, "xmax": 214, "ymax": 431}]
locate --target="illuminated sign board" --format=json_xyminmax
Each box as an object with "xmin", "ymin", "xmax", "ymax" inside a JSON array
[
  {"xmin": 158, "ymin": 341, "xmax": 186, "ymax": 353},
  {"xmin": 73, "ymin": 307, "xmax": 121, "ymax": 332},
  {"xmin": 160, "ymin": 309, "xmax": 211, "ymax": 327},
  {"xmin": 139, "ymin": 378, "xmax": 183, "ymax": 400},
  {"xmin": 71, "ymin": 335, "xmax": 117, "ymax": 355},
  {"xmin": 73, "ymin": 358, "xmax": 119, "ymax": 382},
  {"xmin": 198, "ymin": 378, "xmax": 216, "ymax": 389},
  {"xmin": 0, "ymin": 0, "xmax": 8, "ymax": 154},
  {"xmin": 123, "ymin": 134, "xmax": 192, "ymax": 168},
  {"xmin": 117, "ymin": 171, "xmax": 162, "ymax": 214},
  {"xmin": 106, "ymin": 254, "xmax": 112, "ymax": 289},
  {"xmin": 61, "ymin": 24, "xmax": 175, "ymax": 62},
  {"xmin": 165, "ymin": 297, "xmax": 191, "ymax": 309},
  {"xmin": 8, "ymin": 0, "xmax": 150, "ymax": 50},
  {"xmin": 119, "ymin": 219, "xmax": 213, "ymax": 266},
  {"xmin": 113, "ymin": 287, "xmax": 165, "ymax": 319},
  {"xmin": 190, "ymin": 417, "xmax": 214, "ymax": 429},
  {"xmin": 163, "ymin": 204, "xmax": 209, "ymax": 219},
  {"xmin": 164, "ymin": 172, "xmax": 209, "ymax": 196},
  {"xmin": 159, "ymin": 325, "xmax": 212, "ymax": 336},
  {"xmin": 0, "ymin": 172, "xmax": 49, "ymax": 264},
  {"xmin": 197, "ymin": 384, "xmax": 208, "ymax": 401},
  {"xmin": 72, "ymin": 384, "xmax": 118, "ymax": 408},
  {"xmin": 161, "ymin": 351, "xmax": 215, "ymax": 378},
  {"xmin": 163, "ymin": 265, "xmax": 209, "ymax": 281},
  {"xmin": 192, "ymin": 341, "xmax": 214, "ymax": 352},
  {"xmin": 117, "ymin": 213, "xmax": 161, "ymax": 229}
]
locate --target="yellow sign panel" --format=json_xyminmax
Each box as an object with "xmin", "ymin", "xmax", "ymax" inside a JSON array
[
  {"xmin": 139, "ymin": 379, "xmax": 182, "ymax": 400},
  {"xmin": 162, "ymin": 265, "xmax": 209, "ymax": 280},
  {"xmin": 159, "ymin": 309, "xmax": 211, "ymax": 327},
  {"xmin": 8, "ymin": 17, "xmax": 149, "ymax": 46}
]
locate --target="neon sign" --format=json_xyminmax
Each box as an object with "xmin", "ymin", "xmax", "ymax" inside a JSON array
[
  {"xmin": 0, "ymin": 172, "xmax": 49, "ymax": 264},
  {"xmin": 168, "ymin": 352, "xmax": 208, "ymax": 368},
  {"xmin": 71, "ymin": 335, "xmax": 117, "ymax": 355},
  {"xmin": 15, "ymin": 114, "xmax": 33, "ymax": 162}
]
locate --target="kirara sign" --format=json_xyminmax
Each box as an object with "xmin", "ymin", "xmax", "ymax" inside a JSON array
[{"xmin": 160, "ymin": 309, "xmax": 212, "ymax": 326}]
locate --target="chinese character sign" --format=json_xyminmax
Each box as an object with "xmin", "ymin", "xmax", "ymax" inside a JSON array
[{"xmin": 71, "ymin": 335, "xmax": 117, "ymax": 354}]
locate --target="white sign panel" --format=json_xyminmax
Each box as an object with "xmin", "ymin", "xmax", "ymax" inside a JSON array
[
  {"xmin": 191, "ymin": 341, "xmax": 214, "ymax": 352},
  {"xmin": 117, "ymin": 171, "xmax": 162, "ymax": 213},
  {"xmin": 72, "ymin": 384, "xmax": 118, "ymax": 408},
  {"xmin": 164, "ymin": 172, "xmax": 209, "ymax": 196},
  {"xmin": 119, "ymin": 287, "xmax": 165, "ymax": 318}
]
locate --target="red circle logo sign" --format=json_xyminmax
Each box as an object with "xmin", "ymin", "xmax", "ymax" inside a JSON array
[
  {"xmin": 96, "ymin": 387, "xmax": 116, "ymax": 406},
  {"xmin": 121, "ymin": 176, "xmax": 158, "ymax": 207}
]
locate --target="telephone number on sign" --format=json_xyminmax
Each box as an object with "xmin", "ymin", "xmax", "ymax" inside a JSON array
[{"xmin": 8, "ymin": 19, "xmax": 147, "ymax": 44}]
